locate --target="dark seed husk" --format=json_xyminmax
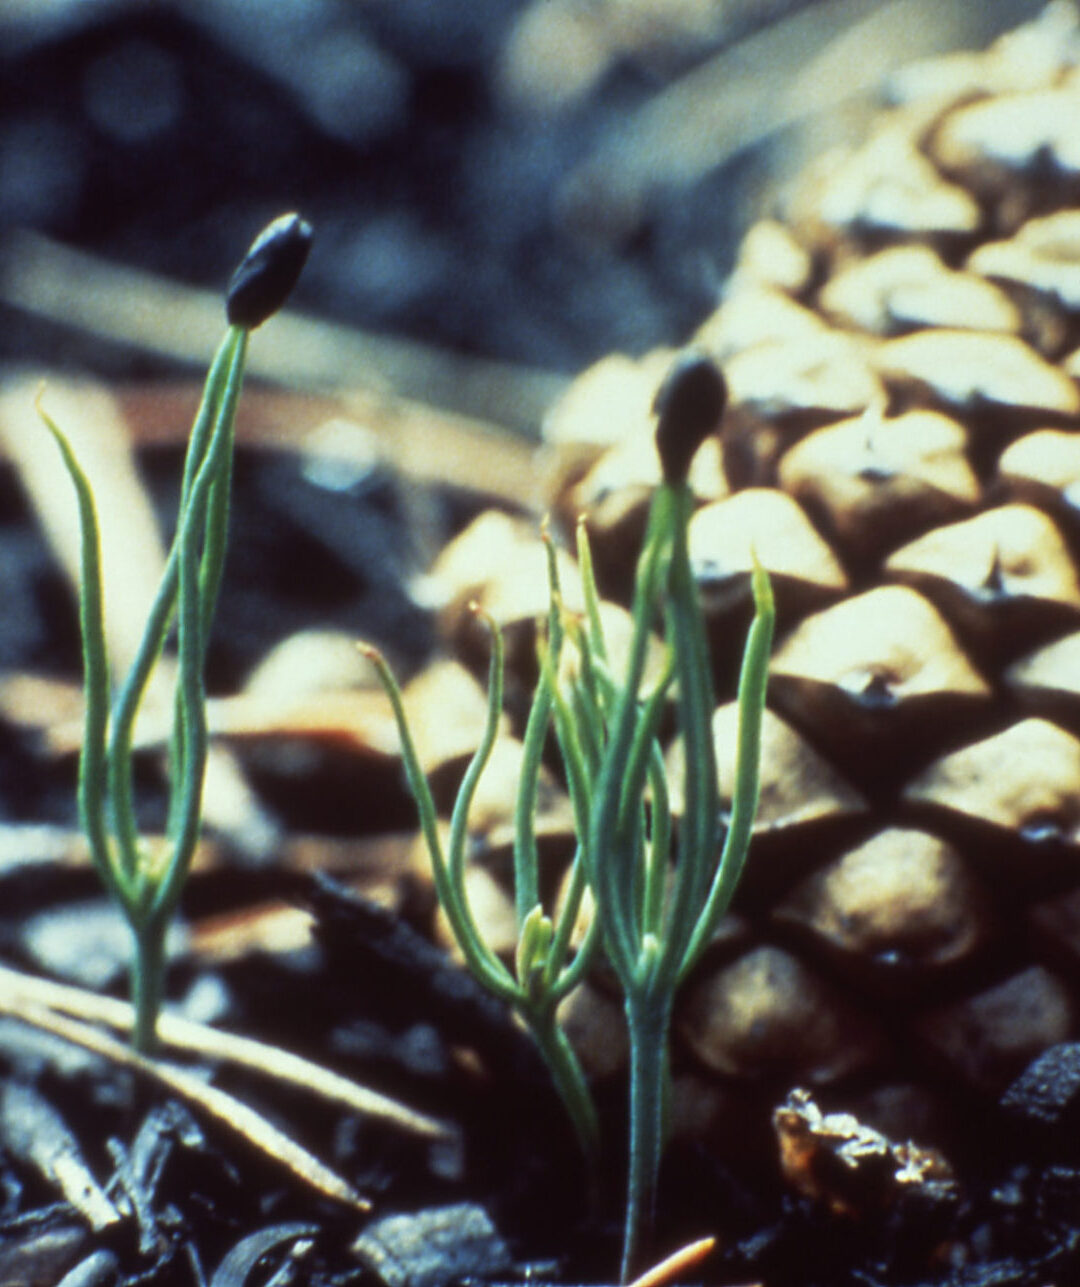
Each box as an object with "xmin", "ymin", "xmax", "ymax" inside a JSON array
[
  {"xmin": 654, "ymin": 351, "xmax": 727, "ymax": 485},
  {"xmin": 226, "ymin": 212, "xmax": 313, "ymax": 329}
]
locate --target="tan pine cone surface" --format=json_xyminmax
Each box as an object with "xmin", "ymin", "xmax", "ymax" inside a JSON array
[{"xmin": 424, "ymin": 1, "xmax": 1080, "ymax": 1174}]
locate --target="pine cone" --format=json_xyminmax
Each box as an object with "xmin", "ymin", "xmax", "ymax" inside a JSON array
[
  {"xmin": 415, "ymin": 1, "xmax": 1080, "ymax": 1188},
  {"xmin": 536, "ymin": 1, "xmax": 1080, "ymax": 1163}
]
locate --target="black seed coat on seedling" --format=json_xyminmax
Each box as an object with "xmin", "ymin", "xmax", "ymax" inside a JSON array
[
  {"xmin": 654, "ymin": 351, "xmax": 726, "ymax": 485},
  {"xmin": 226, "ymin": 212, "xmax": 313, "ymax": 328}
]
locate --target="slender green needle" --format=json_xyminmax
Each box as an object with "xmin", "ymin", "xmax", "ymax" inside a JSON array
[
  {"xmin": 541, "ymin": 640, "xmax": 593, "ymax": 856},
  {"xmin": 179, "ymin": 327, "xmax": 237, "ymax": 506},
  {"xmin": 641, "ymin": 742, "xmax": 671, "ymax": 939},
  {"xmin": 575, "ymin": 518, "xmax": 608, "ymax": 665},
  {"xmin": 548, "ymin": 905, "xmax": 601, "ymax": 1002},
  {"xmin": 569, "ymin": 674, "xmax": 602, "ymax": 778},
  {"xmin": 513, "ymin": 648, "xmax": 552, "ymax": 922},
  {"xmin": 196, "ymin": 328, "xmax": 248, "ymax": 647},
  {"xmin": 585, "ymin": 492, "xmax": 675, "ymax": 980},
  {"xmin": 36, "ymin": 400, "xmax": 132, "ymax": 908},
  {"xmin": 545, "ymin": 844, "xmax": 589, "ymax": 988},
  {"xmin": 107, "ymin": 328, "xmax": 245, "ymax": 880},
  {"xmin": 614, "ymin": 654, "xmax": 672, "ymax": 845},
  {"xmin": 655, "ymin": 489, "xmax": 720, "ymax": 977},
  {"xmin": 679, "ymin": 559, "xmax": 774, "ymax": 981},
  {"xmin": 365, "ymin": 641, "xmax": 516, "ymax": 1002},
  {"xmin": 444, "ymin": 607, "xmax": 518, "ymax": 985},
  {"xmin": 528, "ymin": 1010, "xmax": 601, "ymax": 1164},
  {"xmin": 512, "ymin": 520, "xmax": 567, "ymax": 923},
  {"xmin": 152, "ymin": 331, "xmax": 250, "ymax": 922}
]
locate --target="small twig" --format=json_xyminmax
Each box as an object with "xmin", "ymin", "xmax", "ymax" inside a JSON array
[
  {"xmin": 0, "ymin": 1081, "xmax": 121, "ymax": 1231},
  {"xmin": 4, "ymin": 1000, "xmax": 369, "ymax": 1210},
  {"xmin": 0, "ymin": 961, "xmax": 451, "ymax": 1142}
]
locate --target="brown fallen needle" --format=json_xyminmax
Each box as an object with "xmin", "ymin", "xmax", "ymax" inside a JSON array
[
  {"xmin": 0, "ymin": 961, "xmax": 450, "ymax": 1141},
  {"xmin": 625, "ymin": 1236, "xmax": 721, "ymax": 1287},
  {"xmin": 5, "ymin": 999, "xmax": 368, "ymax": 1211},
  {"xmin": 0, "ymin": 960, "xmax": 457, "ymax": 1210}
]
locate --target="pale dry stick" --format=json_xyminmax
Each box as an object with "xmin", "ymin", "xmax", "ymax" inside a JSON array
[
  {"xmin": 4, "ymin": 1000, "xmax": 369, "ymax": 1210},
  {"xmin": 1, "ymin": 1080, "xmax": 121, "ymax": 1230},
  {"xmin": 0, "ymin": 960, "xmax": 451, "ymax": 1142}
]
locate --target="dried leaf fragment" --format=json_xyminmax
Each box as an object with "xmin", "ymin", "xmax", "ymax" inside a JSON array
[
  {"xmin": 774, "ymin": 1087, "xmax": 956, "ymax": 1217},
  {"xmin": 0, "ymin": 1081, "xmax": 120, "ymax": 1231},
  {"xmin": 353, "ymin": 1203, "xmax": 513, "ymax": 1287},
  {"xmin": 210, "ymin": 1222, "xmax": 318, "ymax": 1287}
]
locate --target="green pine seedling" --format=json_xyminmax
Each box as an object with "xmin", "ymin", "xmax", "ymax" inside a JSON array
[
  {"xmin": 361, "ymin": 551, "xmax": 603, "ymax": 1167},
  {"xmin": 41, "ymin": 213, "xmax": 312, "ymax": 1052},
  {"xmin": 565, "ymin": 353, "xmax": 775, "ymax": 1280},
  {"xmin": 369, "ymin": 350, "xmax": 774, "ymax": 1281}
]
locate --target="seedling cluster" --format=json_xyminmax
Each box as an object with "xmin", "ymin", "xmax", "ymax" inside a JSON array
[
  {"xmin": 369, "ymin": 351, "xmax": 775, "ymax": 1279},
  {"xmin": 47, "ymin": 213, "xmax": 773, "ymax": 1282}
]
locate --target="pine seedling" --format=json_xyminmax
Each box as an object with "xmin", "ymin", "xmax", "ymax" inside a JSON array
[
  {"xmin": 561, "ymin": 353, "xmax": 775, "ymax": 1280},
  {"xmin": 361, "ymin": 537, "xmax": 604, "ymax": 1166},
  {"xmin": 369, "ymin": 350, "xmax": 774, "ymax": 1281},
  {"xmin": 41, "ymin": 213, "xmax": 312, "ymax": 1052}
]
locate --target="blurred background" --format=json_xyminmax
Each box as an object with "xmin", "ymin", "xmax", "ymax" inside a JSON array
[
  {"xmin": 0, "ymin": 0, "xmax": 1052, "ymax": 777},
  {"xmin": 0, "ymin": 0, "xmax": 1046, "ymax": 406},
  {"xmin": 0, "ymin": 0, "xmax": 1053, "ymax": 795}
]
